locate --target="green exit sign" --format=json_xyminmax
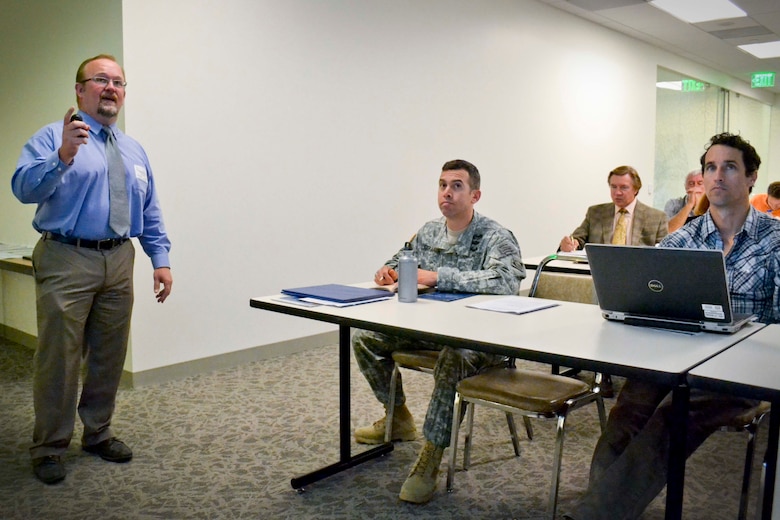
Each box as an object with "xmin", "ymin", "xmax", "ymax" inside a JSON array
[
  {"xmin": 751, "ymin": 72, "xmax": 776, "ymax": 88},
  {"xmin": 681, "ymin": 79, "xmax": 706, "ymax": 92}
]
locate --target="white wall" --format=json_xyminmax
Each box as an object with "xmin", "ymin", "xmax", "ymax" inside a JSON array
[
  {"xmin": 772, "ymin": 103, "xmax": 780, "ymax": 182},
  {"xmin": 1, "ymin": 0, "xmax": 776, "ymax": 373},
  {"xmin": 0, "ymin": 0, "xmax": 124, "ymax": 247},
  {"xmin": 0, "ymin": 0, "xmax": 123, "ymax": 350},
  {"xmin": 119, "ymin": 0, "xmax": 665, "ymax": 371}
]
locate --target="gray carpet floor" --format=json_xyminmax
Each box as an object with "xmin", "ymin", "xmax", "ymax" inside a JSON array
[{"xmin": 0, "ymin": 337, "xmax": 769, "ymax": 519}]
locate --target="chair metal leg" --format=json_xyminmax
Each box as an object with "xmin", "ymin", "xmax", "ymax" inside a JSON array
[
  {"xmin": 756, "ymin": 456, "xmax": 766, "ymax": 520},
  {"xmin": 736, "ymin": 411, "xmax": 769, "ymax": 520},
  {"xmin": 504, "ymin": 413, "xmax": 533, "ymax": 456},
  {"xmin": 506, "ymin": 413, "xmax": 521, "ymax": 457},
  {"xmin": 463, "ymin": 402, "xmax": 476, "ymax": 470},
  {"xmin": 596, "ymin": 395, "xmax": 607, "ymax": 432},
  {"xmin": 385, "ymin": 363, "xmax": 400, "ymax": 443},
  {"xmin": 447, "ymin": 392, "xmax": 464, "ymax": 491},
  {"xmin": 738, "ymin": 420, "xmax": 759, "ymax": 520},
  {"xmin": 523, "ymin": 415, "xmax": 534, "ymax": 440},
  {"xmin": 548, "ymin": 410, "xmax": 569, "ymax": 520}
]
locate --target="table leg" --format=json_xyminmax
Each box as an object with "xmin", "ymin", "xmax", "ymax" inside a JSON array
[
  {"xmin": 290, "ymin": 325, "xmax": 393, "ymax": 489},
  {"xmin": 760, "ymin": 401, "xmax": 778, "ymax": 520},
  {"xmin": 665, "ymin": 384, "xmax": 689, "ymax": 520}
]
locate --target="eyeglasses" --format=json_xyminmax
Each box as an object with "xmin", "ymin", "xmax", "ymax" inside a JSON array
[{"xmin": 80, "ymin": 76, "xmax": 127, "ymax": 89}]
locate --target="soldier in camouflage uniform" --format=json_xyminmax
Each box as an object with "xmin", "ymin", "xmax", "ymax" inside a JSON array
[{"xmin": 353, "ymin": 159, "xmax": 525, "ymax": 504}]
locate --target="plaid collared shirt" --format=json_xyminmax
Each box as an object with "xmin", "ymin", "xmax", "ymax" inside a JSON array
[{"xmin": 660, "ymin": 207, "xmax": 780, "ymax": 324}]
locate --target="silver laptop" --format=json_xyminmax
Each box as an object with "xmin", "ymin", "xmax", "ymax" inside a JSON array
[{"xmin": 585, "ymin": 244, "xmax": 755, "ymax": 333}]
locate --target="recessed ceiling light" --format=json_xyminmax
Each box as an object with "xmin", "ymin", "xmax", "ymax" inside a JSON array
[
  {"xmin": 738, "ymin": 41, "xmax": 780, "ymax": 59},
  {"xmin": 649, "ymin": 0, "xmax": 746, "ymax": 24}
]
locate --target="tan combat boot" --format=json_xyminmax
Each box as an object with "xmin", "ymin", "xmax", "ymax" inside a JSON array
[
  {"xmin": 398, "ymin": 440, "xmax": 444, "ymax": 504},
  {"xmin": 354, "ymin": 404, "xmax": 417, "ymax": 444}
]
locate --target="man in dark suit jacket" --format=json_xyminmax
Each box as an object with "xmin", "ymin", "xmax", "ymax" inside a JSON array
[{"xmin": 559, "ymin": 165, "xmax": 668, "ymax": 252}]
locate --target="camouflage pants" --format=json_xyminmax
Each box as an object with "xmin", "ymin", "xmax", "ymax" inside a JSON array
[{"xmin": 352, "ymin": 328, "xmax": 504, "ymax": 447}]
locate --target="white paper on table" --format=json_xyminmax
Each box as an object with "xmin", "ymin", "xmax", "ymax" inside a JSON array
[
  {"xmin": 467, "ymin": 296, "xmax": 559, "ymax": 315},
  {"xmin": 299, "ymin": 296, "xmax": 392, "ymax": 307}
]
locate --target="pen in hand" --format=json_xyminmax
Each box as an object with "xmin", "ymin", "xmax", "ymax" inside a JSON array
[
  {"xmin": 375, "ymin": 267, "xmax": 398, "ymax": 285},
  {"xmin": 560, "ymin": 235, "xmax": 578, "ymax": 252}
]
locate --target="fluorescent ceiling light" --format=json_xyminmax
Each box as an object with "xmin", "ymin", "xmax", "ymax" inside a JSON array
[
  {"xmin": 656, "ymin": 81, "xmax": 682, "ymax": 91},
  {"xmin": 738, "ymin": 41, "xmax": 780, "ymax": 59},
  {"xmin": 656, "ymin": 80, "xmax": 708, "ymax": 92},
  {"xmin": 649, "ymin": 0, "xmax": 746, "ymax": 23}
]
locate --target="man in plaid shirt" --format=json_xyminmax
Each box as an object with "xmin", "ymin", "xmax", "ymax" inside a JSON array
[{"xmin": 567, "ymin": 133, "xmax": 780, "ymax": 520}]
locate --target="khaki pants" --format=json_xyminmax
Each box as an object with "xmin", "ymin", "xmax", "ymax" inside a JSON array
[{"xmin": 30, "ymin": 237, "xmax": 134, "ymax": 459}]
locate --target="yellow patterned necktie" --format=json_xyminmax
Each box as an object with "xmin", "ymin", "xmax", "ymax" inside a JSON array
[{"xmin": 612, "ymin": 209, "xmax": 628, "ymax": 245}]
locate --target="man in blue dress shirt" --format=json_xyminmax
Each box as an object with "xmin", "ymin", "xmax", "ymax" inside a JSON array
[{"xmin": 11, "ymin": 54, "xmax": 173, "ymax": 484}]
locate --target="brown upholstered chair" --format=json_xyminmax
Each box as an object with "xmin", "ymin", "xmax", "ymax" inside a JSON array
[
  {"xmin": 446, "ymin": 367, "xmax": 606, "ymax": 519},
  {"xmin": 384, "ymin": 350, "xmax": 533, "ymax": 446},
  {"xmin": 446, "ymin": 254, "xmax": 607, "ymax": 519},
  {"xmin": 384, "ymin": 253, "xmax": 596, "ymax": 446}
]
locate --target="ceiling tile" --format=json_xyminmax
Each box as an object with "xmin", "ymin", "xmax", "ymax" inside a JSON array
[{"xmin": 536, "ymin": 0, "xmax": 780, "ymax": 94}]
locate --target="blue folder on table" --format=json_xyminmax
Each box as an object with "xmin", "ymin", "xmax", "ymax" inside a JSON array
[
  {"xmin": 419, "ymin": 291, "xmax": 476, "ymax": 302},
  {"xmin": 281, "ymin": 284, "xmax": 391, "ymax": 304}
]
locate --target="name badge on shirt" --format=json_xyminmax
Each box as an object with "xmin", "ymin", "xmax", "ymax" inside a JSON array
[{"xmin": 134, "ymin": 165, "xmax": 148, "ymax": 183}]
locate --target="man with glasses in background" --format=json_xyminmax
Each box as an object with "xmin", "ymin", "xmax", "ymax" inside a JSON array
[{"xmin": 12, "ymin": 54, "xmax": 173, "ymax": 484}]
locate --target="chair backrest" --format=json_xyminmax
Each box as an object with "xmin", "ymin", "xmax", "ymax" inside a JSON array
[{"xmin": 531, "ymin": 272, "xmax": 598, "ymax": 305}]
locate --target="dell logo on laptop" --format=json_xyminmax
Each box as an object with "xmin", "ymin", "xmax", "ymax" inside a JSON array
[{"xmin": 648, "ymin": 280, "xmax": 664, "ymax": 292}]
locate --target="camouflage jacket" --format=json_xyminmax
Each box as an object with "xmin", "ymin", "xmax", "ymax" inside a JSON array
[{"xmin": 385, "ymin": 212, "xmax": 525, "ymax": 295}]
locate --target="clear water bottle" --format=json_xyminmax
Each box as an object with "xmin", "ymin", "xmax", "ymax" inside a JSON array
[{"xmin": 397, "ymin": 242, "xmax": 417, "ymax": 303}]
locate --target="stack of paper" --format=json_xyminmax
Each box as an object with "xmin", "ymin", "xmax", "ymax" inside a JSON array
[{"xmin": 0, "ymin": 243, "xmax": 34, "ymax": 260}]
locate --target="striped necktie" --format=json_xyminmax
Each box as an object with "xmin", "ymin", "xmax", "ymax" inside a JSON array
[
  {"xmin": 103, "ymin": 126, "xmax": 130, "ymax": 236},
  {"xmin": 611, "ymin": 209, "xmax": 628, "ymax": 245}
]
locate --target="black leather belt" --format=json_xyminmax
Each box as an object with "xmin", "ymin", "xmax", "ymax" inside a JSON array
[{"xmin": 43, "ymin": 232, "xmax": 128, "ymax": 251}]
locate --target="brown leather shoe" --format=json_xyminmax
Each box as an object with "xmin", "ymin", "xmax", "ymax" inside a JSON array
[
  {"xmin": 32, "ymin": 455, "xmax": 66, "ymax": 484},
  {"xmin": 83, "ymin": 438, "xmax": 133, "ymax": 462}
]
